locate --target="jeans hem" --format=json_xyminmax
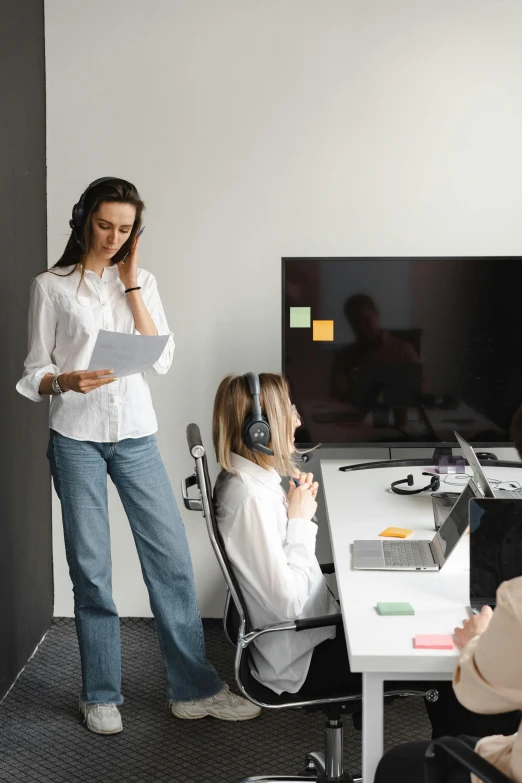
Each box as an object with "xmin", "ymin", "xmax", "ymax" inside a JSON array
[
  {"xmin": 167, "ymin": 681, "xmax": 225, "ymax": 704},
  {"xmin": 80, "ymin": 699, "xmax": 125, "ymax": 706}
]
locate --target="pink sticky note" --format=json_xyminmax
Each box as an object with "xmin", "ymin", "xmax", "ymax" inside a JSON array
[{"xmin": 414, "ymin": 634, "xmax": 454, "ymax": 650}]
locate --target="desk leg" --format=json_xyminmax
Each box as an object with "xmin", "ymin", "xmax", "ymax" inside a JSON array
[{"xmin": 362, "ymin": 672, "xmax": 384, "ymax": 783}]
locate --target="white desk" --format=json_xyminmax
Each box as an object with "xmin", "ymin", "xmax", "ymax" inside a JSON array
[{"xmin": 320, "ymin": 458, "xmax": 522, "ymax": 783}]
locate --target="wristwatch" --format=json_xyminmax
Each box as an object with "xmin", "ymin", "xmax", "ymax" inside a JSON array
[{"xmin": 52, "ymin": 374, "xmax": 67, "ymax": 394}]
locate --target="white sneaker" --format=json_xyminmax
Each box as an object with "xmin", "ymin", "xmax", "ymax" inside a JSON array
[
  {"xmin": 79, "ymin": 699, "xmax": 123, "ymax": 735},
  {"xmin": 170, "ymin": 684, "xmax": 261, "ymax": 722}
]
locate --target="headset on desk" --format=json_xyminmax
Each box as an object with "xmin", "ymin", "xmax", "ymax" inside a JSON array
[
  {"xmin": 391, "ymin": 470, "xmax": 522, "ymax": 495},
  {"xmin": 390, "ymin": 472, "xmax": 440, "ymax": 495}
]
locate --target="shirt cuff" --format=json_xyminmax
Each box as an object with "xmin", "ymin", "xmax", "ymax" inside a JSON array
[
  {"xmin": 15, "ymin": 364, "xmax": 59, "ymax": 403},
  {"xmin": 150, "ymin": 330, "xmax": 175, "ymax": 375},
  {"xmin": 133, "ymin": 328, "xmax": 175, "ymax": 375}
]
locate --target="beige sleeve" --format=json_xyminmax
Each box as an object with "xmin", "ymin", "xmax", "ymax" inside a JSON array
[{"xmin": 453, "ymin": 578, "xmax": 522, "ymax": 715}]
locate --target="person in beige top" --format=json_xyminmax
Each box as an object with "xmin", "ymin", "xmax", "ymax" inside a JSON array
[
  {"xmin": 375, "ymin": 578, "xmax": 522, "ymax": 782},
  {"xmin": 375, "ymin": 401, "xmax": 522, "ymax": 783},
  {"xmin": 453, "ymin": 577, "xmax": 522, "ymax": 782}
]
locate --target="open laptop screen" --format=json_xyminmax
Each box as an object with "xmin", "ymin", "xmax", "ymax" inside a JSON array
[
  {"xmin": 433, "ymin": 480, "xmax": 479, "ymax": 564},
  {"xmin": 470, "ymin": 498, "xmax": 522, "ymax": 607}
]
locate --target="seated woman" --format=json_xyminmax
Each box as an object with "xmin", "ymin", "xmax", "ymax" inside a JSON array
[
  {"xmin": 212, "ymin": 372, "xmax": 360, "ymax": 699},
  {"xmin": 375, "ymin": 581, "xmax": 522, "ymax": 782}
]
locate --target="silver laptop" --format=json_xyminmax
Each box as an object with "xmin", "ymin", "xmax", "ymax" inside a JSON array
[
  {"xmin": 454, "ymin": 432, "xmax": 522, "ymax": 499},
  {"xmin": 353, "ymin": 478, "xmax": 479, "ymax": 571}
]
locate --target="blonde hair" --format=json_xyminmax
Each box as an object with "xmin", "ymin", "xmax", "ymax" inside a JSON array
[{"xmin": 212, "ymin": 373, "xmax": 297, "ymax": 477}]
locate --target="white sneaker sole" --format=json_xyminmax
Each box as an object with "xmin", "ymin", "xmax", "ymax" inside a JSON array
[
  {"xmin": 84, "ymin": 722, "xmax": 123, "ymax": 735},
  {"xmin": 171, "ymin": 705, "xmax": 260, "ymax": 722}
]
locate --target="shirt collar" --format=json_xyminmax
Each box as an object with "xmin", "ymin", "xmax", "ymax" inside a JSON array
[
  {"xmin": 230, "ymin": 452, "xmax": 282, "ymax": 488},
  {"xmin": 84, "ymin": 264, "xmax": 120, "ymax": 281}
]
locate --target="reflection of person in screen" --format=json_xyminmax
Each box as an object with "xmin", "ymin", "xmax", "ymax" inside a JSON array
[{"xmin": 330, "ymin": 293, "xmax": 422, "ymax": 402}]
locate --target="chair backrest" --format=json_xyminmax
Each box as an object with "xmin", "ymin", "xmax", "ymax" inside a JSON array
[{"xmin": 183, "ymin": 424, "xmax": 253, "ymax": 639}]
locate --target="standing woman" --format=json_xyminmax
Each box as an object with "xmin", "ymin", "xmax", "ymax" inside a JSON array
[{"xmin": 16, "ymin": 177, "xmax": 259, "ymax": 734}]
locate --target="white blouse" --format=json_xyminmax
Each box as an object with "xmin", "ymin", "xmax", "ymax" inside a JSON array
[
  {"xmin": 15, "ymin": 263, "xmax": 174, "ymax": 442},
  {"xmin": 215, "ymin": 453, "xmax": 339, "ymax": 695}
]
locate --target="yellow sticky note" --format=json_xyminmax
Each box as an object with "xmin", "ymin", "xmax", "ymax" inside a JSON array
[
  {"xmin": 379, "ymin": 527, "xmax": 413, "ymax": 538},
  {"xmin": 313, "ymin": 320, "xmax": 334, "ymax": 341}
]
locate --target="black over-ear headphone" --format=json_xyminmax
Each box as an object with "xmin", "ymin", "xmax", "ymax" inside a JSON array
[
  {"xmin": 242, "ymin": 372, "xmax": 273, "ymax": 456},
  {"xmin": 390, "ymin": 472, "xmax": 440, "ymax": 495},
  {"xmin": 69, "ymin": 176, "xmax": 120, "ymax": 253}
]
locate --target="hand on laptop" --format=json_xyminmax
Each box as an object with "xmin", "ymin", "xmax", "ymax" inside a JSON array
[{"xmin": 454, "ymin": 605, "xmax": 493, "ymax": 649}]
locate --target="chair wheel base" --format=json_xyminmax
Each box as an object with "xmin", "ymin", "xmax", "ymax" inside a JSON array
[
  {"xmin": 304, "ymin": 752, "xmax": 325, "ymax": 776},
  {"xmin": 303, "ymin": 752, "xmax": 359, "ymax": 782}
]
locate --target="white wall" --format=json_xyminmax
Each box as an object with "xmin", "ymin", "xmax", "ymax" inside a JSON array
[{"xmin": 46, "ymin": 0, "xmax": 522, "ymax": 616}]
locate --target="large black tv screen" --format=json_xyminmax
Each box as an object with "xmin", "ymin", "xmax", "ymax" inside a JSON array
[{"xmin": 283, "ymin": 258, "xmax": 522, "ymax": 446}]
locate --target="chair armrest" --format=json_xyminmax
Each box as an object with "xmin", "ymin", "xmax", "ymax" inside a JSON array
[
  {"xmin": 241, "ymin": 620, "xmax": 297, "ymax": 647},
  {"xmin": 186, "ymin": 423, "xmax": 205, "ymax": 458},
  {"xmin": 320, "ymin": 562, "xmax": 335, "ymax": 574},
  {"xmin": 181, "ymin": 474, "xmax": 202, "ymax": 511},
  {"xmin": 295, "ymin": 613, "xmax": 343, "ymax": 632},
  {"xmin": 241, "ymin": 613, "xmax": 342, "ymax": 647},
  {"xmin": 425, "ymin": 737, "xmax": 513, "ymax": 783}
]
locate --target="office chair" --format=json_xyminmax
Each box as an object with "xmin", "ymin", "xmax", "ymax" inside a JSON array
[
  {"xmin": 182, "ymin": 424, "xmax": 439, "ymax": 783},
  {"xmin": 425, "ymin": 736, "xmax": 513, "ymax": 783}
]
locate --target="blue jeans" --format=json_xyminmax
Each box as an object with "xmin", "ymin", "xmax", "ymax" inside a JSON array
[{"xmin": 47, "ymin": 429, "xmax": 224, "ymax": 705}]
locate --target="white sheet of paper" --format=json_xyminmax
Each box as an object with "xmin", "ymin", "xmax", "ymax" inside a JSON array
[{"xmin": 87, "ymin": 330, "xmax": 169, "ymax": 378}]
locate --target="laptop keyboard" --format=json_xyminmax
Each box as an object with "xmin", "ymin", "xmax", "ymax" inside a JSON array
[{"xmin": 382, "ymin": 540, "xmax": 435, "ymax": 568}]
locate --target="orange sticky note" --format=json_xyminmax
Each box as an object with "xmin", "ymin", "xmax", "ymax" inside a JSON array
[
  {"xmin": 379, "ymin": 527, "xmax": 413, "ymax": 538},
  {"xmin": 415, "ymin": 634, "xmax": 454, "ymax": 650},
  {"xmin": 313, "ymin": 320, "xmax": 334, "ymax": 341}
]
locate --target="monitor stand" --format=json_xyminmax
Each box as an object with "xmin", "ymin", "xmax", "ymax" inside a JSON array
[{"xmin": 432, "ymin": 446, "xmax": 465, "ymax": 474}]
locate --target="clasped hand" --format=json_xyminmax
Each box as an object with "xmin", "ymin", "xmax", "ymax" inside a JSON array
[{"xmin": 287, "ymin": 471, "xmax": 319, "ymax": 522}]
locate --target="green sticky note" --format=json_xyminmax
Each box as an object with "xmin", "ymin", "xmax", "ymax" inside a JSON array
[
  {"xmin": 290, "ymin": 307, "xmax": 311, "ymax": 328},
  {"xmin": 377, "ymin": 602, "xmax": 414, "ymax": 616}
]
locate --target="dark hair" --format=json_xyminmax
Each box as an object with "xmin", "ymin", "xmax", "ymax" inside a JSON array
[
  {"xmin": 343, "ymin": 293, "xmax": 378, "ymax": 322},
  {"xmin": 40, "ymin": 178, "xmax": 144, "ymax": 284}
]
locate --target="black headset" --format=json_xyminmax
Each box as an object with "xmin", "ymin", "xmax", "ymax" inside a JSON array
[
  {"xmin": 390, "ymin": 472, "xmax": 440, "ymax": 495},
  {"xmin": 242, "ymin": 372, "xmax": 273, "ymax": 456},
  {"xmin": 69, "ymin": 176, "xmax": 120, "ymax": 253}
]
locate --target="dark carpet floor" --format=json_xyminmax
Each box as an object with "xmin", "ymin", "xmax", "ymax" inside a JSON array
[{"xmin": 0, "ymin": 618, "xmax": 432, "ymax": 782}]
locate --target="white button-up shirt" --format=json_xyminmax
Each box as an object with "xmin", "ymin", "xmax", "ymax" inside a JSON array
[
  {"xmin": 16, "ymin": 264, "xmax": 174, "ymax": 442},
  {"xmin": 215, "ymin": 453, "xmax": 339, "ymax": 695}
]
